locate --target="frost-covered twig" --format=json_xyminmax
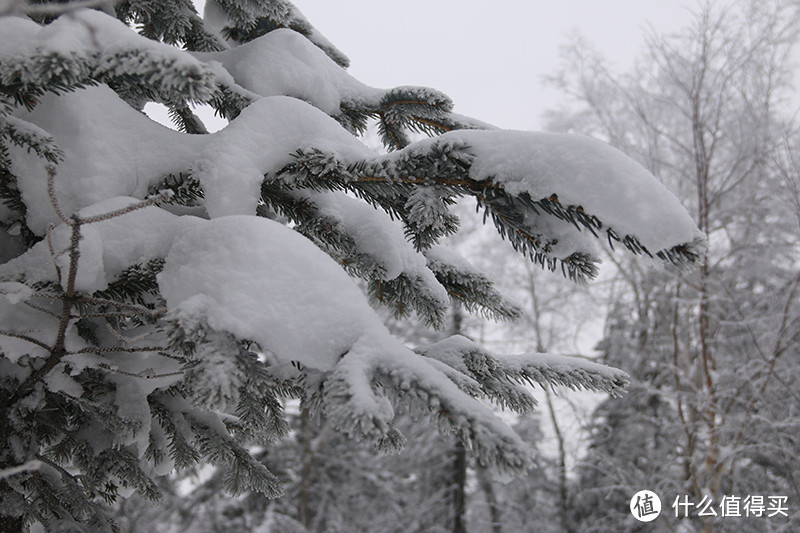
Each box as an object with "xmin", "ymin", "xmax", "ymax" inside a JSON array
[
  {"xmin": 80, "ymin": 190, "xmax": 173, "ymax": 224},
  {"xmin": 0, "ymin": 330, "xmax": 51, "ymax": 351},
  {"xmin": 104, "ymin": 322, "xmax": 153, "ymax": 345},
  {"xmin": 46, "ymin": 167, "xmax": 72, "ymax": 226},
  {"xmin": 22, "ymin": 300, "xmax": 60, "ymax": 319}
]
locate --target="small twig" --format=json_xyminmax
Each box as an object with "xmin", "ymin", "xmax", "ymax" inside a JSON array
[
  {"xmin": 157, "ymin": 351, "xmax": 186, "ymax": 362},
  {"xmin": 30, "ymin": 293, "xmax": 62, "ymax": 302},
  {"xmin": 3, "ymin": 217, "xmax": 81, "ymax": 410},
  {"xmin": 96, "ymin": 362, "xmax": 183, "ymax": 380},
  {"xmin": 68, "ymin": 345, "xmax": 168, "ymax": 355},
  {"xmin": 24, "ymin": 300, "xmax": 61, "ymax": 319},
  {"xmin": 104, "ymin": 322, "xmax": 153, "ymax": 345},
  {"xmin": 46, "ymin": 166, "xmax": 71, "ymax": 226},
  {"xmin": 0, "ymin": 330, "xmax": 52, "ymax": 351},
  {"xmin": 75, "ymin": 311, "xmax": 136, "ymax": 319},
  {"xmin": 80, "ymin": 190, "xmax": 173, "ymax": 225},
  {"xmin": 34, "ymin": 454, "xmax": 76, "ymax": 482},
  {"xmin": 45, "ymin": 224, "xmax": 63, "ymax": 285}
]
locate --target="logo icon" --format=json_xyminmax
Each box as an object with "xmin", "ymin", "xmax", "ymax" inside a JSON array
[{"xmin": 631, "ymin": 490, "xmax": 661, "ymax": 522}]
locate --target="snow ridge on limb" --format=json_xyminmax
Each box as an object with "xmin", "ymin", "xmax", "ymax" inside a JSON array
[
  {"xmin": 259, "ymin": 188, "xmax": 452, "ymax": 328},
  {"xmin": 1, "ymin": 8, "xmax": 481, "ymax": 155},
  {"xmin": 0, "ymin": 10, "xmax": 218, "ymax": 109},
  {"xmin": 191, "ymin": 27, "xmax": 485, "ymax": 144},
  {"xmin": 205, "ymin": 0, "xmax": 350, "ymax": 67},
  {"xmin": 275, "ymin": 133, "xmax": 706, "ymax": 282}
]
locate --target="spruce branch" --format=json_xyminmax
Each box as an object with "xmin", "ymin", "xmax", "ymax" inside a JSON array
[
  {"xmin": 3, "ymin": 175, "xmax": 170, "ymax": 411},
  {"xmin": 1, "ymin": 213, "xmax": 80, "ymax": 410},
  {"xmin": 275, "ymin": 141, "xmax": 703, "ymax": 280},
  {"xmin": 23, "ymin": 299, "xmax": 62, "ymax": 319},
  {"xmin": 45, "ymin": 224, "xmax": 63, "ymax": 284},
  {"xmin": 76, "ymin": 296, "xmax": 166, "ymax": 318}
]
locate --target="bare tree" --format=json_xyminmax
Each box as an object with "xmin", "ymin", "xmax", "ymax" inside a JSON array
[{"xmin": 547, "ymin": 1, "xmax": 800, "ymax": 531}]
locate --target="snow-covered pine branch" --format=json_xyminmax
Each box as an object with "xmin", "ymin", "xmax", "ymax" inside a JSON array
[{"xmin": 0, "ymin": 2, "xmax": 703, "ymax": 530}]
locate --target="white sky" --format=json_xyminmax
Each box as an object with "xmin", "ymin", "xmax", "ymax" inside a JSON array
[
  {"xmin": 291, "ymin": 0, "xmax": 696, "ymax": 130},
  {"xmin": 189, "ymin": 0, "xmax": 699, "ymax": 131}
]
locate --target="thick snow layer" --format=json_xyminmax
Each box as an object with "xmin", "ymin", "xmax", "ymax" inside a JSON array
[
  {"xmin": 0, "ymin": 9, "xmax": 216, "ymax": 100},
  {"xmin": 390, "ymin": 131, "xmax": 704, "ymax": 254},
  {"xmin": 0, "ymin": 198, "xmax": 190, "ymax": 292},
  {"xmin": 196, "ymin": 95, "xmax": 374, "ymax": 218},
  {"xmin": 0, "ymin": 281, "xmax": 33, "ymax": 304},
  {"xmin": 10, "ymin": 86, "xmax": 374, "ymax": 233},
  {"xmin": 158, "ymin": 216, "xmax": 393, "ymax": 371},
  {"xmin": 10, "ymin": 87, "xmax": 200, "ymax": 234},
  {"xmin": 303, "ymin": 191, "xmax": 448, "ymax": 308},
  {"xmin": 194, "ymin": 29, "xmax": 382, "ymax": 115}
]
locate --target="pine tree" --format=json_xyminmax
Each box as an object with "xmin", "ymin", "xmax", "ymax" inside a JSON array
[{"xmin": 0, "ymin": 1, "xmax": 703, "ymax": 530}]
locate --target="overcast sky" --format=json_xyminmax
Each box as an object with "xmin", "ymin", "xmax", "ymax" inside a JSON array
[
  {"xmin": 189, "ymin": 1, "xmax": 700, "ymax": 131},
  {"xmin": 291, "ymin": 0, "xmax": 696, "ymax": 130}
]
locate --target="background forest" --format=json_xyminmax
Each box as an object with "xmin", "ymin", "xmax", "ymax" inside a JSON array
[
  {"xmin": 1, "ymin": 0, "xmax": 798, "ymax": 532},
  {"xmin": 111, "ymin": 1, "xmax": 800, "ymax": 532}
]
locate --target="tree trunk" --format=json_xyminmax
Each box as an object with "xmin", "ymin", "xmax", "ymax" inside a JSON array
[
  {"xmin": 298, "ymin": 408, "xmax": 313, "ymax": 529},
  {"xmin": 449, "ymin": 307, "xmax": 468, "ymax": 533},
  {"xmin": 477, "ymin": 467, "xmax": 503, "ymax": 533},
  {"xmin": 451, "ymin": 440, "xmax": 467, "ymax": 533}
]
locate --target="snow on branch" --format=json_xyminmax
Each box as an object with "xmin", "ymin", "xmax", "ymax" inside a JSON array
[
  {"xmin": 418, "ymin": 335, "xmax": 629, "ymax": 399},
  {"xmin": 323, "ymin": 333, "xmax": 534, "ymax": 475},
  {"xmin": 0, "ymin": 9, "xmax": 218, "ymax": 108},
  {"xmin": 0, "ymin": 115, "xmax": 63, "ymax": 164},
  {"xmin": 260, "ymin": 188, "xmax": 452, "ymax": 327},
  {"xmin": 191, "ymin": 27, "xmax": 481, "ymax": 145},
  {"xmin": 8, "ymin": 83, "xmax": 703, "ymax": 284},
  {"xmin": 204, "ymin": 0, "xmax": 350, "ymax": 67},
  {"xmin": 277, "ymin": 132, "xmax": 706, "ymax": 280}
]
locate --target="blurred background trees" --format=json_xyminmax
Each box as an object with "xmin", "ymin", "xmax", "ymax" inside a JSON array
[{"xmin": 545, "ymin": 1, "xmax": 800, "ymax": 531}]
